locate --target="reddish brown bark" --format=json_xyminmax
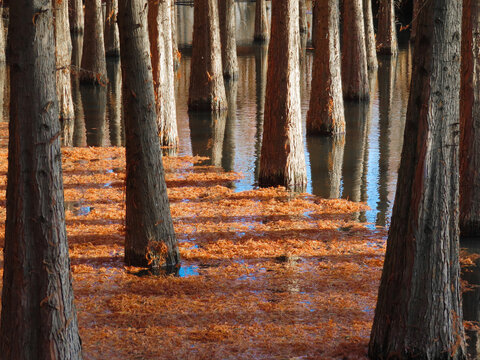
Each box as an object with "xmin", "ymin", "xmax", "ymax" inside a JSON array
[
  {"xmin": 377, "ymin": 0, "xmax": 398, "ymax": 55},
  {"xmin": 259, "ymin": 0, "xmax": 306, "ymax": 192},
  {"xmin": 460, "ymin": 0, "xmax": 480, "ymax": 237},
  {"xmin": 369, "ymin": 0, "xmax": 466, "ymax": 358}
]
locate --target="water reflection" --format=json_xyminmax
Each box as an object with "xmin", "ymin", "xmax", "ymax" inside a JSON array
[
  {"xmin": 222, "ymin": 80, "xmax": 238, "ymax": 172},
  {"xmin": 81, "ymin": 84, "xmax": 108, "ymax": 146}
]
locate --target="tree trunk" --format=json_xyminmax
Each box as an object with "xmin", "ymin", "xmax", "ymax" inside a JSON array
[
  {"xmin": 299, "ymin": 0, "xmax": 307, "ymax": 34},
  {"xmin": 148, "ymin": 0, "xmax": 178, "ymax": 150},
  {"xmin": 218, "ymin": 0, "xmax": 239, "ymax": 80},
  {"xmin": 0, "ymin": 0, "xmax": 83, "ymax": 358},
  {"xmin": 53, "ymin": 0, "xmax": 75, "ymax": 146},
  {"xmin": 259, "ymin": 0, "xmax": 307, "ymax": 192},
  {"xmin": 341, "ymin": 0, "xmax": 369, "ymax": 100},
  {"xmin": 118, "ymin": 0, "xmax": 180, "ymax": 268},
  {"xmin": 254, "ymin": 0, "xmax": 269, "ymax": 42},
  {"xmin": 222, "ymin": 80, "xmax": 237, "ymax": 172},
  {"xmin": 363, "ymin": 0, "xmax": 378, "ymax": 70},
  {"xmin": 460, "ymin": 0, "xmax": 480, "ymax": 237},
  {"xmin": 0, "ymin": 5, "xmax": 5, "ymax": 63},
  {"xmin": 311, "ymin": 0, "xmax": 318, "ymax": 47},
  {"xmin": 369, "ymin": 1, "xmax": 466, "ymax": 358},
  {"xmin": 307, "ymin": 0, "xmax": 345, "ymax": 136},
  {"xmin": 69, "ymin": 0, "xmax": 84, "ymax": 33},
  {"xmin": 107, "ymin": 59, "xmax": 123, "ymax": 146},
  {"xmin": 171, "ymin": 1, "xmax": 179, "ymax": 70},
  {"xmin": 188, "ymin": 0, "xmax": 227, "ymax": 112},
  {"xmin": 104, "ymin": 0, "xmax": 120, "ymax": 57},
  {"xmin": 81, "ymin": 0, "xmax": 107, "ymax": 84},
  {"xmin": 254, "ymin": 44, "xmax": 267, "ymax": 181},
  {"xmin": 410, "ymin": 0, "xmax": 419, "ymax": 43},
  {"xmin": 377, "ymin": 0, "xmax": 398, "ymax": 56}
]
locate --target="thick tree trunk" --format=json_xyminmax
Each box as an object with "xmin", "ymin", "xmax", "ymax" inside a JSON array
[
  {"xmin": 148, "ymin": 0, "xmax": 178, "ymax": 150},
  {"xmin": 299, "ymin": 0, "xmax": 307, "ymax": 34},
  {"xmin": 369, "ymin": 1, "xmax": 466, "ymax": 358},
  {"xmin": 259, "ymin": 0, "xmax": 307, "ymax": 192},
  {"xmin": 254, "ymin": 0, "xmax": 269, "ymax": 42},
  {"xmin": 53, "ymin": 0, "xmax": 75, "ymax": 146},
  {"xmin": 307, "ymin": 0, "xmax": 345, "ymax": 136},
  {"xmin": 188, "ymin": 0, "xmax": 227, "ymax": 112},
  {"xmin": 104, "ymin": 0, "xmax": 120, "ymax": 57},
  {"xmin": 218, "ymin": 0, "xmax": 239, "ymax": 80},
  {"xmin": 0, "ymin": 0, "xmax": 83, "ymax": 358},
  {"xmin": 118, "ymin": 0, "xmax": 179, "ymax": 268},
  {"xmin": 460, "ymin": 0, "xmax": 480, "ymax": 237},
  {"xmin": 341, "ymin": 0, "xmax": 369, "ymax": 100},
  {"xmin": 69, "ymin": 0, "xmax": 84, "ymax": 33},
  {"xmin": 81, "ymin": 0, "xmax": 107, "ymax": 84},
  {"xmin": 363, "ymin": 0, "xmax": 378, "ymax": 70},
  {"xmin": 107, "ymin": 59, "xmax": 123, "ymax": 146},
  {"xmin": 377, "ymin": 0, "xmax": 398, "ymax": 56}
]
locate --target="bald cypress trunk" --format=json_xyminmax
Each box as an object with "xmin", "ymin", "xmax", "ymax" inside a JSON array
[
  {"xmin": 363, "ymin": 0, "xmax": 378, "ymax": 70},
  {"xmin": 341, "ymin": 0, "xmax": 369, "ymax": 100},
  {"xmin": 377, "ymin": 0, "xmax": 398, "ymax": 56},
  {"xmin": 0, "ymin": 5, "xmax": 5, "ymax": 63},
  {"xmin": 118, "ymin": 0, "xmax": 179, "ymax": 268},
  {"xmin": 69, "ymin": 0, "xmax": 84, "ymax": 33},
  {"xmin": 307, "ymin": 0, "xmax": 345, "ymax": 136},
  {"xmin": 218, "ymin": 0, "xmax": 239, "ymax": 79},
  {"xmin": 299, "ymin": 0, "xmax": 307, "ymax": 34},
  {"xmin": 53, "ymin": 0, "xmax": 75, "ymax": 146},
  {"xmin": 0, "ymin": 0, "xmax": 82, "ymax": 358},
  {"xmin": 369, "ymin": 1, "xmax": 466, "ymax": 358},
  {"xmin": 259, "ymin": 0, "xmax": 307, "ymax": 192},
  {"xmin": 254, "ymin": 0, "xmax": 269, "ymax": 42},
  {"xmin": 104, "ymin": 0, "xmax": 120, "ymax": 57},
  {"xmin": 460, "ymin": 0, "xmax": 480, "ymax": 237},
  {"xmin": 81, "ymin": 0, "xmax": 107, "ymax": 84},
  {"xmin": 188, "ymin": 0, "xmax": 227, "ymax": 112},
  {"xmin": 171, "ymin": 1, "xmax": 179, "ymax": 70},
  {"xmin": 148, "ymin": 0, "xmax": 178, "ymax": 150}
]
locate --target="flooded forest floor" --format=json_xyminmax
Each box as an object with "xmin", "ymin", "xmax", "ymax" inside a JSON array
[{"xmin": 0, "ymin": 122, "xmax": 475, "ymax": 359}]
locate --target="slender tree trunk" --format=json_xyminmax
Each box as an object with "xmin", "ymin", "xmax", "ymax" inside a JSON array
[
  {"xmin": 188, "ymin": 0, "xmax": 227, "ymax": 112},
  {"xmin": 104, "ymin": 0, "xmax": 120, "ymax": 57},
  {"xmin": 171, "ymin": 1, "xmax": 180, "ymax": 70},
  {"xmin": 307, "ymin": 0, "xmax": 345, "ymax": 136},
  {"xmin": 53, "ymin": 0, "xmax": 75, "ymax": 146},
  {"xmin": 218, "ymin": 0, "xmax": 239, "ymax": 80},
  {"xmin": 69, "ymin": 0, "xmax": 84, "ymax": 33},
  {"xmin": 369, "ymin": 1, "xmax": 466, "ymax": 358},
  {"xmin": 107, "ymin": 59, "xmax": 123, "ymax": 146},
  {"xmin": 0, "ymin": 0, "xmax": 83, "ymax": 358},
  {"xmin": 259, "ymin": 0, "xmax": 307, "ymax": 192},
  {"xmin": 377, "ymin": 0, "xmax": 398, "ymax": 56},
  {"xmin": 222, "ymin": 80, "xmax": 237, "ymax": 172},
  {"xmin": 254, "ymin": 0, "xmax": 269, "ymax": 42},
  {"xmin": 254, "ymin": 44, "xmax": 267, "ymax": 181},
  {"xmin": 363, "ymin": 0, "xmax": 378, "ymax": 70},
  {"xmin": 460, "ymin": 0, "xmax": 480, "ymax": 237},
  {"xmin": 148, "ymin": 0, "xmax": 178, "ymax": 150},
  {"xmin": 0, "ymin": 5, "xmax": 5, "ymax": 63},
  {"xmin": 118, "ymin": 0, "xmax": 180, "ymax": 268},
  {"xmin": 299, "ymin": 0, "xmax": 307, "ymax": 34},
  {"xmin": 410, "ymin": 0, "xmax": 419, "ymax": 43},
  {"xmin": 81, "ymin": 0, "xmax": 107, "ymax": 84},
  {"xmin": 311, "ymin": 0, "xmax": 318, "ymax": 47},
  {"xmin": 341, "ymin": 0, "xmax": 369, "ymax": 100}
]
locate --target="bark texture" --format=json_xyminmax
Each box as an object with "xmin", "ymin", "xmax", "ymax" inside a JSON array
[
  {"xmin": 81, "ymin": 0, "xmax": 107, "ymax": 84},
  {"xmin": 218, "ymin": 0, "xmax": 239, "ymax": 79},
  {"xmin": 363, "ymin": 0, "xmax": 378, "ymax": 70},
  {"xmin": 118, "ymin": 0, "xmax": 180, "ymax": 268},
  {"xmin": 53, "ymin": 0, "xmax": 75, "ymax": 146},
  {"xmin": 341, "ymin": 0, "xmax": 369, "ymax": 100},
  {"xmin": 69, "ymin": 0, "xmax": 84, "ymax": 33},
  {"xmin": 254, "ymin": 0, "xmax": 269, "ymax": 42},
  {"xmin": 410, "ymin": 0, "xmax": 419, "ymax": 43},
  {"xmin": 148, "ymin": 0, "xmax": 178, "ymax": 150},
  {"xmin": 259, "ymin": 0, "xmax": 307, "ymax": 192},
  {"xmin": 104, "ymin": 0, "xmax": 120, "ymax": 57},
  {"xmin": 460, "ymin": 0, "xmax": 480, "ymax": 237},
  {"xmin": 307, "ymin": 0, "xmax": 345, "ymax": 136},
  {"xmin": 171, "ymin": 1, "xmax": 179, "ymax": 70},
  {"xmin": 0, "ymin": 6, "xmax": 5, "ymax": 63},
  {"xmin": 369, "ymin": 1, "xmax": 466, "ymax": 358},
  {"xmin": 377, "ymin": 0, "xmax": 398, "ymax": 55},
  {"xmin": 188, "ymin": 0, "xmax": 227, "ymax": 112},
  {"xmin": 0, "ymin": 0, "xmax": 82, "ymax": 358}
]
